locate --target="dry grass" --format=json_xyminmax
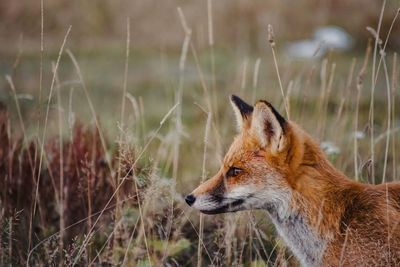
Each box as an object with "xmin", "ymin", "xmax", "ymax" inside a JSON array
[{"xmin": 0, "ymin": 1, "xmax": 399, "ymax": 266}]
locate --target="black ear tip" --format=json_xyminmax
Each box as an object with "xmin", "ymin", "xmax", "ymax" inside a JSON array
[
  {"xmin": 230, "ymin": 94, "xmax": 247, "ymax": 106},
  {"xmin": 230, "ymin": 94, "xmax": 239, "ymax": 102},
  {"xmin": 230, "ymin": 94, "xmax": 254, "ymax": 117}
]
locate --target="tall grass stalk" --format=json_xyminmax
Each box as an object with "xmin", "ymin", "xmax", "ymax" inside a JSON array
[
  {"xmin": 208, "ymin": 0, "xmax": 219, "ymax": 130},
  {"xmin": 373, "ymin": 8, "xmax": 400, "ymax": 87},
  {"xmin": 11, "ymin": 35, "xmax": 23, "ymax": 76},
  {"xmin": 126, "ymin": 93, "xmax": 141, "ymax": 140},
  {"xmin": 52, "ymin": 61, "xmax": 65, "ymax": 265},
  {"xmin": 28, "ymin": 28, "xmax": 71, "ymax": 261},
  {"xmin": 268, "ymin": 24, "xmax": 289, "ymax": 119},
  {"xmin": 160, "ymin": 8, "xmax": 191, "ymax": 261},
  {"xmin": 114, "ymin": 17, "xmax": 131, "ymax": 261},
  {"xmin": 66, "ymin": 49, "xmax": 112, "ymax": 174},
  {"xmin": 286, "ymin": 80, "xmax": 293, "ymax": 118},
  {"xmin": 252, "ymin": 58, "xmax": 261, "ymax": 103},
  {"xmin": 336, "ymin": 58, "xmax": 356, "ymax": 124},
  {"xmin": 381, "ymin": 49, "xmax": 391, "ymax": 183},
  {"xmin": 354, "ymin": 39, "xmax": 372, "ymax": 181},
  {"xmin": 197, "ymin": 112, "xmax": 212, "ymax": 267},
  {"xmin": 300, "ymin": 65, "xmax": 316, "ymax": 120},
  {"xmin": 138, "ymin": 96, "xmax": 146, "ymax": 139},
  {"xmin": 174, "ymin": 7, "xmax": 191, "ymax": 180},
  {"xmin": 190, "ymin": 42, "xmax": 223, "ymax": 160},
  {"xmin": 184, "ymin": 8, "xmax": 223, "ymax": 161},
  {"xmin": 321, "ymin": 63, "xmax": 336, "ymax": 139},
  {"xmin": 37, "ymin": 0, "xmax": 44, "ymax": 137},
  {"xmin": 392, "ymin": 53, "xmax": 398, "ymax": 180},
  {"xmin": 317, "ymin": 59, "xmax": 328, "ymax": 137},
  {"xmin": 35, "ymin": 0, "xmax": 44, "ymax": 197},
  {"xmin": 178, "ymin": 7, "xmax": 210, "ymax": 111},
  {"xmin": 369, "ymin": 0, "xmax": 386, "ymax": 184}
]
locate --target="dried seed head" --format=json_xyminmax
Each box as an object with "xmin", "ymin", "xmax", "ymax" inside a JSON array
[
  {"xmin": 366, "ymin": 26, "xmax": 383, "ymax": 45},
  {"xmin": 268, "ymin": 24, "xmax": 275, "ymax": 47}
]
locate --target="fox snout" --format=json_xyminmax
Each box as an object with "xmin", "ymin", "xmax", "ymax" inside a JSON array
[
  {"xmin": 185, "ymin": 179, "xmax": 254, "ymax": 214},
  {"xmin": 185, "ymin": 170, "xmax": 255, "ymax": 214},
  {"xmin": 185, "ymin": 172, "xmax": 229, "ymax": 213},
  {"xmin": 184, "ymin": 194, "xmax": 195, "ymax": 206}
]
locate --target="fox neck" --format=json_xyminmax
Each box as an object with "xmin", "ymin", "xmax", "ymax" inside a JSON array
[
  {"xmin": 264, "ymin": 190, "xmax": 327, "ymax": 267},
  {"xmin": 262, "ymin": 131, "xmax": 350, "ymax": 266}
]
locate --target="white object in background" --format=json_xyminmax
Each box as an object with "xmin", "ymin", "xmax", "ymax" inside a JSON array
[
  {"xmin": 353, "ymin": 130, "xmax": 366, "ymax": 139},
  {"xmin": 313, "ymin": 26, "xmax": 354, "ymax": 51},
  {"xmin": 286, "ymin": 39, "xmax": 326, "ymax": 59},
  {"xmin": 287, "ymin": 26, "xmax": 353, "ymax": 59},
  {"xmin": 321, "ymin": 141, "xmax": 341, "ymax": 155}
]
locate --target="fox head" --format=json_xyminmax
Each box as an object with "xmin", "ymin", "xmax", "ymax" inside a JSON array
[{"xmin": 185, "ymin": 95, "xmax": 304, "ymax": 214}]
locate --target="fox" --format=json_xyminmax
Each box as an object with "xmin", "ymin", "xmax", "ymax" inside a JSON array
[{"xmin": 185, "ymin": 95, "xmax": 400, "ymax": 266}]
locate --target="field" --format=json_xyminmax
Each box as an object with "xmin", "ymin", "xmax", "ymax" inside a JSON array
[{"xmin": 1, "ymin": 1, "xmax": 399, "ymax": 266}]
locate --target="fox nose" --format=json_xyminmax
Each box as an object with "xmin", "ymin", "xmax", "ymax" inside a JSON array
[{"xmin": 185, "ymin": 194, "xmax": 196, "ymax": 206}]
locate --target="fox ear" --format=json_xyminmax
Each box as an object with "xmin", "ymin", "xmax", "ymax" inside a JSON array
[
  {"xmin": 251, "ymin": 100, "xmax": 287, "ymax": 152},
  {"xmin": 230, "ymin": 95, "xmax": 253, "ymax": 131}
]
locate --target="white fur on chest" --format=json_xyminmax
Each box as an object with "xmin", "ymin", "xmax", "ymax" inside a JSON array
[{"xmin": 265, "ymin": 196, "xmax": 326, "ymax": 267}]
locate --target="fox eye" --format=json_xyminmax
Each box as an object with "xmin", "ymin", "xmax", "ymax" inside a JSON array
[{"xmin": 226, "ymin": 167, "xmax": 243, "ymax": 177}]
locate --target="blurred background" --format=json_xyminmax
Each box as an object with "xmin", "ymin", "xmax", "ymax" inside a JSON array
[
  {"xmin": 0, "ymin": 0, "xmax": 399, "ymax": 266},
  {"xmin": 1, "ymin": 0, "xmax": 400, "ymax": 51},
  {"xmin": 1, "ymin": 0, "xmax": 399, "ymax": 134}
]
